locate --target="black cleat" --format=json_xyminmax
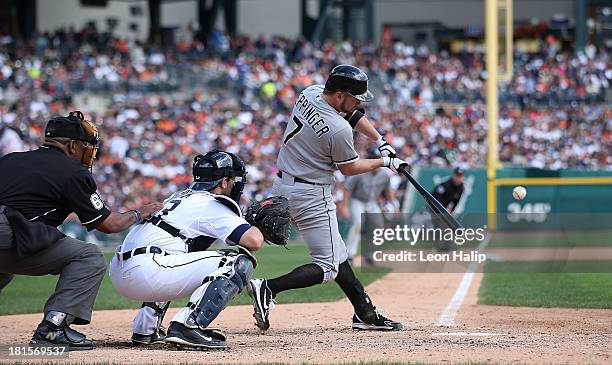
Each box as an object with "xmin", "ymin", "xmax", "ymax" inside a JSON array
[
  {"xmin": 246, "ymin": 278, "xmax": 275, "ymax": 331},
  {"xmin": 30, "ymin": 321, "xmax": 94, "ymax": 351},
  {"xmin": 165, "ymin": 322, "xmax": 227, "ymax": 349},
  {"xmin": 131, "ymin": 326, "xmax": 166, "ymax": 345},
  {"xmin": 352, "ymin": 309, "xmax": 405, "ymax": 331}
]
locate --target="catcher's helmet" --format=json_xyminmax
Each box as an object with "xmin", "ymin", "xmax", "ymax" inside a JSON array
[
  {"xmin": 324, "ymin": 64, "xmax": 374, "ymax": 102},
  {"xmin": 191, "ymin": 150, "xmax": 247, "ymax": 202}
]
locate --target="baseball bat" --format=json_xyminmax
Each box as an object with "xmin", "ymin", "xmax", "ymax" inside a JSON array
[{"xmin": 398, "ymin": 166, "xmax": 464, "ymax": 230}]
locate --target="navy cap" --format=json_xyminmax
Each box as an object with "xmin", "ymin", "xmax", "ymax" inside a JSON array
[
  {"xmin": 44, "ymin": 111, "xmax": 98, "ymax": 145},
  {"xmin": 453, "ymin": 167, "xmax": 465, "ymax": 176}
]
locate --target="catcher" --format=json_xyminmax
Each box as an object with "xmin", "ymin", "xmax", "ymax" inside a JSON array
[{"xmin": 109, "ymin": 150, "xmax": 290, "ymax": 349}]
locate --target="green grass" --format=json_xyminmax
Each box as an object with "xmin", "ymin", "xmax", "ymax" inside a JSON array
[
  {"xmin": 0, "ymin": 244, "xmax": 386, "ymax": 316},
  {"xmin": 478, "ymin": 261, "xmax": 612, "ymax": 308},
  {"xmin": 488, "ymin": 230, "xmax": 612, "ymax": 248}
]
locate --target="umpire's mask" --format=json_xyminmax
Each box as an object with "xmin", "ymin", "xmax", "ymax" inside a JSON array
[
  {"xmin": 45, "ymin": 111, "xmax": 100, "ymax": 170},
  {"xmin": 191, "ymin": 150, "xmax": 247, "ymax": 203}
]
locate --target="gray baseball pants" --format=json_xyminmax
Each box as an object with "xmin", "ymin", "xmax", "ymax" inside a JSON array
[
  {"xmin": 273, "ymin": 175, "xmax": 348, "ymax": 283},
  {"xmin": 0, "ymin": 214, "xmax": 106, "ymax": 324}
]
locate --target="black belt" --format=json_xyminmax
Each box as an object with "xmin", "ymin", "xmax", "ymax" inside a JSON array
[
  {"xmin": 277, "ymin": 171, "xmax": 316, "ymax": 185},
  {"xmin": 117, "ymin": 246, "xmax": 165, "ymax": 261}
]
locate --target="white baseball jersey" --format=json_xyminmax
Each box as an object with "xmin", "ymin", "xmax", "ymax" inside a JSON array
[
  {"xmin": 121, "ymin": 189, "xmax": 251, "ymax": 254},
  {"xmin": 110, "ymin": 189, "xmax": 253, "ymax": 336},
  {"xmin": 277, "ymin": 85, "xmax": 359, "ymax": 184}
]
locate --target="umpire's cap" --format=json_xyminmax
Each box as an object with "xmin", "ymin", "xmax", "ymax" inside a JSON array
[
  {"xmin": 324, "ymin": 64, "xmax": 374, "ymax": 102},
  {"xmin": 192, "ymin": 150, "xmax": 246, "ymax": 191},
  {"xmin": 45, "ymin": 111, "xmax": 99, "ymax": 146}
]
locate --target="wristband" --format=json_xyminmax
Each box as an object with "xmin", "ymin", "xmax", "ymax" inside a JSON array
[
  {"xmin": 382, "ymin": 157, "xmax": 390, "ymax": 167},
  {"xmin": 130, "ymin": 209, "xmax": 142, "ymax": 224}
]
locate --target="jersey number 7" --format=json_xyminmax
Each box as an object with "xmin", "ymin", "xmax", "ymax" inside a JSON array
[
  {"xmin": 283, "ymin": 116, "xmax": 304, "ymax": 145},
  {"xmin": 160, "ymin": 199, "xmax": 181, "ymax": 216}
]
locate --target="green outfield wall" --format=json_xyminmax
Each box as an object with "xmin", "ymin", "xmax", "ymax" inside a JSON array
[{"xmin": 409, "ymin": 167, "xmax": 612, "ymax": 231}]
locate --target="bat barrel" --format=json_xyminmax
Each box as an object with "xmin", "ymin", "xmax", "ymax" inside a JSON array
[{"xmin": 398, "ymin": 166, "xmax": 464, "ymax": 230}]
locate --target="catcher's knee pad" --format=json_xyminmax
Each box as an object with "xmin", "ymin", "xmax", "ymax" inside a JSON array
[
  {"xmin": 231, "ymin": 254, "xmax": 254, "ymax": 289},
  {"xmin": 216, "ymin": 250, "xmax": 254, "ymax": 290}
]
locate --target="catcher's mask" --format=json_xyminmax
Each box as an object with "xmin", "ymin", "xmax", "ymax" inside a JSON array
[
  {"xmin": 191, "ymin": 150, "xmax": 247, "ymax": 203},
  {"xmin": 45, "ymin": 111, "xmax": 100, "ymax": 170}
]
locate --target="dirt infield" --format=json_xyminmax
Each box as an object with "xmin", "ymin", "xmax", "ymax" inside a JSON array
[{"xmin": 2, "ymin": 266, "xmax": 611, "ymax": 364}]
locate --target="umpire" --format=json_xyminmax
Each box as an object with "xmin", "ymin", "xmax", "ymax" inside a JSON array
[
  {"xmin": 430, "ymin": 167, "xmax": 465, "ymax": 252},
  {"xmin": 431, "ymin": 167, "xmax": 465, "ymax": 212},
  {"xmin": 0, "ymin": 111, "xmax": 161, "ymax": 350}
]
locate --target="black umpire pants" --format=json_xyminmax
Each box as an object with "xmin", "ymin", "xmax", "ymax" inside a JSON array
[
  {"xmin": 0, "ymin": 223, "xmax": 106, "ymax": 325},
  {"xmin": 0, "ymin": 272, "xmax": 14, "ymax": 293}
]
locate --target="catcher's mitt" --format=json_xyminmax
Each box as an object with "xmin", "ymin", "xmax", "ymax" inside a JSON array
[{"xmin": 244, "ymin": 196, "xmax": 291, "ymax": 246}]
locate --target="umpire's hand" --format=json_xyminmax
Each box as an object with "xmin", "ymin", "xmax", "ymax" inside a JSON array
[{"xmin": 138, "ymin": 202, "xmax": 164, "ymax": 220}]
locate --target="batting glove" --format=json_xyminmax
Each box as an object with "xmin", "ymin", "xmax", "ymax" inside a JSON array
[
  {"xmin": 383, "ymin": 156, "xmax": 408, "ymax": 174},
  {"xmin": 377, "ymin": 136, "xmax": 396, "ymax": 158}
]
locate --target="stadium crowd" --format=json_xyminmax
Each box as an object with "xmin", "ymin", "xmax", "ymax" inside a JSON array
[{"xmin": 0, "ymin": 28, "xmax": 610, "ymax": 213}]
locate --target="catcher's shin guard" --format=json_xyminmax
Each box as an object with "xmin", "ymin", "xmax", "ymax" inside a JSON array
[{"xmin": 173, "ymin": 254, "xmax": 254, "ymax": 329}]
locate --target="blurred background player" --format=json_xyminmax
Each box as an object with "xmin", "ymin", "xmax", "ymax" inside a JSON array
[
  {"xmin": 431, "ymin": 167, "xmax": 465, "ymax": 214},
  {"xmin": 429, "ymin": 167, "xmax": 465, "ymax": 251},
  {"xmin": 342, "ymin": 149, "xmax": 397, "ymax": 265}
]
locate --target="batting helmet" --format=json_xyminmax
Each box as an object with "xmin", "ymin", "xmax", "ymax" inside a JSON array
[
  {"xmin": 324, "ymin": 64, "xmax": 374, "ymax": 102},
  {"xmin": 192, "ymin": 150, "xmax": 247, "ymax": 202}
]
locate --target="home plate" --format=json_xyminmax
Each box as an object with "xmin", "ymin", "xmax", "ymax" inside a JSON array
[{"xmin": 432, "ymin": 332, "xmax": 506, "ymax": 337}]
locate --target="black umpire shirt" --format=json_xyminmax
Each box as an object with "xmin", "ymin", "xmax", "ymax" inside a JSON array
[
  {"xmin": 0, "ymin": 146, "xmax": 111, "ymax": 231},
  {"xmin": 431, "ymin": 179, "xmax": 464, "ymax": 212}
]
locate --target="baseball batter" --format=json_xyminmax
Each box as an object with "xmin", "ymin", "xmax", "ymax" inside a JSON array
[
  {"xmin": 109, "ymin": 150, "xmax": 267, "ymax": 349},
  {"xmin": 247, "ymin": 65, "xmax": 406, "ymax": 331}
]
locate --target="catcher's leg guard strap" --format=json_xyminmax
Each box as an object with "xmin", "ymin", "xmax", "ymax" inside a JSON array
[
  {"xmin": 143, "ymin": 301, "xmax": 170, "ymax": 332},
  {"xmin": 334, "ymin": 260, "xmax": 375, "ymax": 318},
  {"xmin": 133, "ymin": 301, "xmax": 170, "ymax": 335}
]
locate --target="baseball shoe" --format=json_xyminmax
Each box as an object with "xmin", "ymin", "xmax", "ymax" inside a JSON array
[
  {"xmin": 246, "ymin": 278, "xmax": 275, "ymax": 331},
  {"xmin": 165, "ymin": 322, "xmax": 227, "ymax": 349},
  {"xmin": 131, "ymin": 326, "xmax": 166, "ymax": 345},
  {"xmin": 352, "ymin": 309, "xmax": 405, "ymax": 331},
  {"xmin": 30, "ymin": 321, "xmax": 94, "ymax": 351}
]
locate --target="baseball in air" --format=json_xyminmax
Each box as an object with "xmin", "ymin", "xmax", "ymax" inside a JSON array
[{"xmin": 512, "ymin": 186, "xmax": 527, "ymax": 200}]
